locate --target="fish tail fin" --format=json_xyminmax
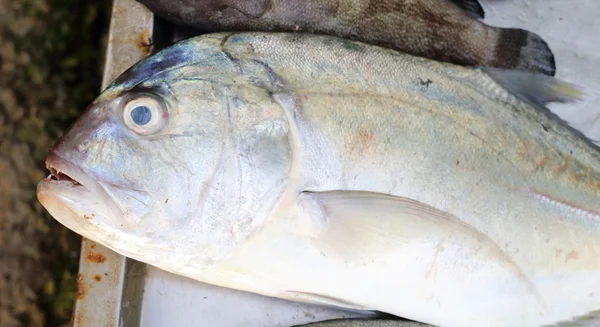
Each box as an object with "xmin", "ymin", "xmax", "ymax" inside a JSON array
[{"xmin": 492, "ymin": 28, "xmax": 556, "ymax": 76}]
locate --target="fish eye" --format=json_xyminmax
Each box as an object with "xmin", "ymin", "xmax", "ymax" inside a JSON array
[
  {"xmin": 131, "ymin": 105, "xmax": 152, "ymax": 125},
  {"xmin": 122, "ymin": 94, "xmax": 168, "ymax": 135}
]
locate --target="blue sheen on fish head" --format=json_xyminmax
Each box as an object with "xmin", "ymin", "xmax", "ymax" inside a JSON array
[{"xmin": 37, "ymin": 34, "xmax": 295, "ymax": 274}]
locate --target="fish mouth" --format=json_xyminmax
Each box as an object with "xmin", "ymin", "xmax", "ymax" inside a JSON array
[
  {"xmin": 37, "ymin": 151, "xmax": 123, "ymax": 236},
  {"xmin": 37, "ymin": 152, "xmax": 159, "ymax": 263},
  {"xmin": 44, "ymin": 152, "xmax": 90, "ymax": 188}
]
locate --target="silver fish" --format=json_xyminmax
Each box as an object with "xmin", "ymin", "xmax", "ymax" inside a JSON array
[{"xmin": 37, "ymin": 33, "xmax": 600, "ymax": 327}]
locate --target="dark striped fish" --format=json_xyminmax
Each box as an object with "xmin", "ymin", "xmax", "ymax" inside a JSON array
[{"xmin": 138, "ymin": 0, "xmax": 556, "ymax": 75}]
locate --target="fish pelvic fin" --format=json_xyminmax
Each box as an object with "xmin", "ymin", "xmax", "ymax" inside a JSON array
[
  {"xmin": 449, "ymin": 0, "xmax": 485, "ymax": 19},
  {"xmin": 490, "ymin": 28, "xmax": 556, "ymax": 76}
]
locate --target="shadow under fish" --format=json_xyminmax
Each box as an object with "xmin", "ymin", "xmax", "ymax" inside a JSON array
[{"xmin": 137, "ymin": 0, "xmax": 556, "ymax": 76}]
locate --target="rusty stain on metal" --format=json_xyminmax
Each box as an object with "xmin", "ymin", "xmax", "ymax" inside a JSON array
[
  {"xmin": 94, "ymin": 274, "xmax": 102, "ymax": 282},
  {"xmin": 136, "ymin": 29, "xmax": 153, "ymax": 55},
  {"xmin": 86, "ymin": 250, "xmax": 107, "ymax": 264},
  {"xmin": 75, "ymin": 273, "xmax": 87, "ymax": 300}
]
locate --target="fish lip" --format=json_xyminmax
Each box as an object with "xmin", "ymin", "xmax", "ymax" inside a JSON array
[
  {"xmin": 39, "ymin": 151, "xmax": 123, "ymax": 220},
  {"xmin": 44, "ymin": 151, "xmax": 90, "ymax": 189}
]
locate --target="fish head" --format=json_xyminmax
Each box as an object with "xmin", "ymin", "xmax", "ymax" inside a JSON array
[{"xmin": 36, "ymin": 35, "xmax": 295, "ymax": 274}]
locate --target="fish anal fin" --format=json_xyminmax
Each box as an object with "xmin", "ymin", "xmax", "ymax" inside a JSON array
[{"xmin": 449, "ymin": 0, "xmax": 485, "ymax": 19}]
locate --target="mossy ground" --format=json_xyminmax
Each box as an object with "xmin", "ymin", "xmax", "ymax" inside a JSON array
[{"xmin": 0, "ymin": 1, "xmax": 110, "ymax": 326}]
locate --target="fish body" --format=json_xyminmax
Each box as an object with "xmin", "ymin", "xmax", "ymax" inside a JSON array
[
  {"xmin": 37, "ymin": 33, "xmax": 600, "ymax": 327},
  {"xmin": 138, "ymin": 0, "xmax": 556, "ymax": 75}
]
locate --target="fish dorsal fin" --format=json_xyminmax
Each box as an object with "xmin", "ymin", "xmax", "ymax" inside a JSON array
[
  {"xmin": 449, "ymin": 0, "xmax": 485, "ymax": 19},
  {"xmin": 482, "ymin": 68, "xmax": 584, "ymax": 107},
  {"xmin": 292, "ymin": 191, "xmax": 541, "ymax": 303},
  {"xmin": 481, "ymin": 68, "xmax": 600, "ymax": 144}
]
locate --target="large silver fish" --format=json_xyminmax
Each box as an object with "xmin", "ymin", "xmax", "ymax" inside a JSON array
[{"xmin": 37, "ymin": 33, "xmax": 600, "ymax": 327}]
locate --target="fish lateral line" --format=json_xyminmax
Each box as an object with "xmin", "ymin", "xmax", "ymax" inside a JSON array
[{"xmin": 531, "ymin": 191, "xmax": 600, "ymax": 220}]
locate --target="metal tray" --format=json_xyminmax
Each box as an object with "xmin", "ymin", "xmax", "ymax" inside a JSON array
[{"xmin": 70, "ymin": 0, "xmax": 600, "ymax": 326}]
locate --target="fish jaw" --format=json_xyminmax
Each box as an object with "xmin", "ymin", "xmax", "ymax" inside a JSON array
[
  {"xmin": 36, "ymin": 151, "xmax": 169, "ymax": 263},
  {"xmin": 37, "ymin": 151, "xmax": 125, "ymax": 243}
]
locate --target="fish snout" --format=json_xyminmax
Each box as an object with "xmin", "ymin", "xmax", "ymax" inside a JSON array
[{"xmin": 49, "ymin": 102, "xmax": 114, "ymax": 164}]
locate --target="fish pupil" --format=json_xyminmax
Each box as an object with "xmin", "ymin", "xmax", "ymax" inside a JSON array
[{"xmin": 131, "ymin": 105, "xmax": 152, "ymax": 125}]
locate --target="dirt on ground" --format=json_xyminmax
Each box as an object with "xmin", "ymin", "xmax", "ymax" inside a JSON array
[{"xmin": 0, "ymin": 1, "xmax": 110, "ymax": 326}]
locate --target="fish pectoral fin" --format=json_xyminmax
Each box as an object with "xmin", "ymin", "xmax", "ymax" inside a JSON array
[
  {"xmin": 292, "ymin": 191, "xmax": 539, "ymax": 298},
  {"xmin": 295, "ymin": 190, "xmax": 495, "ymax": 261},
  {"xmin": 449, "ymin": 0, "xmax": 485, "ymax": 19}
]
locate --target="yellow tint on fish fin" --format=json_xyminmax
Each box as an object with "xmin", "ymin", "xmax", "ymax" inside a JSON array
[
  {"xmin": 294, "ymin": 191, "xmax": 542, "ymax": 303},
  {"xmin": 482, "ymin": 68, "xmax": 585, "ymax": 106}
]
